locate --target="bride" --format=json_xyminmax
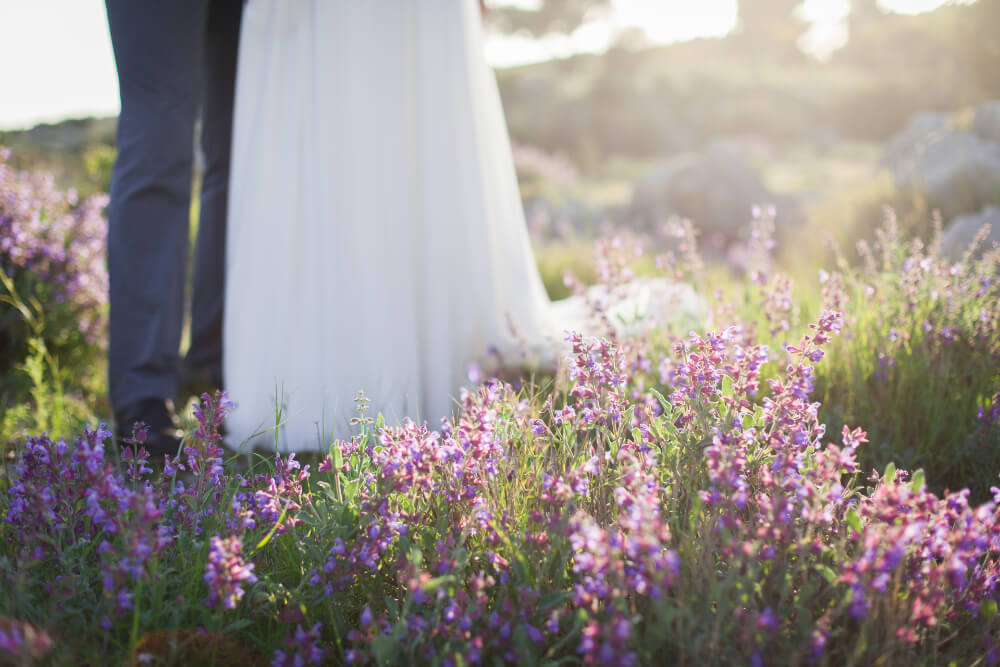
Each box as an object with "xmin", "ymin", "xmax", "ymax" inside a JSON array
[
  {"xmin": 224, "ymin": 1, "xmax": 702, "ymax": 452},
  {"xmin": 224, "ymin": 1, "xmax": 560, "ymax": 451}
]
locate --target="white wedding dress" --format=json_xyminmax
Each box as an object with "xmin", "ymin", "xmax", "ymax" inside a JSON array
[{"xmin": 224, "ymin": 1, "xmax": 704, "ymax": 452}]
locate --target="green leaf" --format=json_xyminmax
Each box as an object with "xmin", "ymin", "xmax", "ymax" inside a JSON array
[
  {"xmin": 331, "ymin": 607, "xmax": 347, "ymax": 644},
  {"xmin": 251, "ymin": 507, "xmax": 288, "ymax": 553},
  {"xmin": 980, "ymin": 599, "xmax": 998, "ymax": 619},
  {"xmin": 648, "ymin": 387, "xmax": 671, "ymax": 412},
  {"xmin": 339, "ymin": 504, "xmax": 360, "ymax": 528},
  {"xmin": 883, "ymin": 462, "xmax": 897, "ymax": 482},
  {"xmin": 511, "ymin": 625, "xmax": 538, "ymax": 666},
  {"xmin": 384, "ymin": 595, "xmax": 400, "ymax": 620},
  {"xmin": 512, "ymin": 555, "xmax": 528, "ymax": 583},
  {"xmin": 371, "ymin": 636, "xmax": 400, "ymax": 666},
  {"xmin": 222, "ymin": 618, "xmax": 253, "ymax": 633},
  {"xmin": 909, "ymin": 469, "xmax": 926, "ymax": 493},
  {"xmin": 845, "ymin": 508, "xmax": 863, "ymax": 534},
  {"xmin": 816, "ymin": 564, "xmax": 837, "ymax": 585},
  {"xmin": 315, "ymin": 480, "xmax": 338, "ymax": 503},
  {"xmin": 421, "ymin": 575, "xmax": 457, "ymax": 593},
  {"xmin": 546, "ymin": 548, "xmax": 568, "ymax": 584},
  {"xmin": 537, "ymin": 591, "xmax": 570, "ymax": 612}
]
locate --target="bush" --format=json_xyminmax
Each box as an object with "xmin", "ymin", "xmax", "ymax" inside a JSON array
[
  {"xmin": 731, "ymin": 208, "xmax": 999, "ymax": 501},
  {"xmin": 810, "ymin": 216, "xmax": 1000, "ymax": 499},
  {"xmin": 0, "ymin": 148, "xmax": 108, "ymax": 411}
]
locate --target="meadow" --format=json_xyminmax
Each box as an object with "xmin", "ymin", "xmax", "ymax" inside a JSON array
[{"xmin": 1, "ymin": 149, "xmax": 1000, "ymax": 665}]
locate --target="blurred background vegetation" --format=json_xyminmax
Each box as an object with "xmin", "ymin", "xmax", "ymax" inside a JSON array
[
  {"xmin": 1, "ymin": 0, "xmax": 998, "ymax": 289},
  {"xmin": 2, "ymin": 0, "xmax": 998, "ymax": 494},
  {"xmin": 498, "ymin": 0, "xmax": 1000, "ymax": 289}
]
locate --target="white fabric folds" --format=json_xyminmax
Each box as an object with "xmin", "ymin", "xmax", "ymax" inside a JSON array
[{"xmin": 224, "ymin": 1, "xmax": 557, "ymax": 451}]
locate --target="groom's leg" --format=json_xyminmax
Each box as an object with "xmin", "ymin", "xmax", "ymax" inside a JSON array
[
  {"xmin": 105, "ymin": 0, "xmax": 208, "ymax": 412},
  {"xmin": 187, "ymin": 0, "xmax": 243, "ymax": 389}
]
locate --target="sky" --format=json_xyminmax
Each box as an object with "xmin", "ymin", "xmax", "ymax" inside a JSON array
[{"xmin": 0, "ymin": 0, "xmax": 959, "ymax": 130}]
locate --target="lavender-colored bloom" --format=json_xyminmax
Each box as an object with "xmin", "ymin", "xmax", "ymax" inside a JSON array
[
  {"xmin": 272, "ymin": 623, "xmax": 325, "ymax": 667},
  {"xmin": 756, "ymin": 607, "xmax": 778, "ymax": 632},
  {"xmin": 0, "ymin": 620, "xmax": 53, "ymax": 662},
  {"xmin": 204, "ymin": 535, "xmax": 257, "ymax": 610},
  {"xmin": 0, "ymin": 150, "xmax": 108, "ymax": 353}
]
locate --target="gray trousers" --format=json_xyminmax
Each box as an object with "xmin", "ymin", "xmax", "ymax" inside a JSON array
[{"xmin": 105, "ymin": 0, "xmax": 242, "ymax": 412}]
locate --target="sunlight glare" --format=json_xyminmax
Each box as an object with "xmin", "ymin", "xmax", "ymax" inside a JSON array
[
  {"xmin": 611, "ymin": 0, "xmax": 738, "ymax": 44},
  {"xmin": 881, "ymin": 0, "xmax": 969, "ymax": 13}
]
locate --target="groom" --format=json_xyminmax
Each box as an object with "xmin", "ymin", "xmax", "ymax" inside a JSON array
[{"xmin": 104, "ymin": 1, "xmax": 243, "ymax": 454}]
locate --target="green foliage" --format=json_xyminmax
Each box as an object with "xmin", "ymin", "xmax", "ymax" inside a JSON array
[
  {"xmin": 83, "ymin": 144, "xmax": 116, "ymax": 194},
  {"xmin": 0, "ymin": 118, "xmax": 116, "ymax": 196},
  {"xmin": 494, "ymin": 1, "xmax": 999, "ymax": 174},
  {"xmin": 808, "ymin": 221, "xmax": 1000, "ymax": 499},
  {"xmin": 783, "ymin": 171, "xmax": 932, "ymax": 274},
  {"xmin": 0, "ymin": 272, "xmax": 94, "ymax": 455},
  {"xmin": 535, "ymin": 239, "xmax": 599, "ymax": 300},
  {"xmin": 4, "ymin": 300, "xmax": 997, "ymax": 664}
]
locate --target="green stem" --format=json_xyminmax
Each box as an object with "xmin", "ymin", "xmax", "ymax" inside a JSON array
[{"xmin": 130, "ymin": 575, "xmax": 143, "ymax": 655}]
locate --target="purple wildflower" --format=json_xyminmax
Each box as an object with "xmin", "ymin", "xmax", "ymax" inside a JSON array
[{"xmin": 204, "ymin": 535, "xmax": 256, "ymax": 610}]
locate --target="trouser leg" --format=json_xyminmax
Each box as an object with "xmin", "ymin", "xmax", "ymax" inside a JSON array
[
  {"xmin": 105, "ymin": 0, "xmax": 208, "ymax": 412},
  {"xmin": 187, "ymin": 0, "xmax": 243, "ymax": 386}
]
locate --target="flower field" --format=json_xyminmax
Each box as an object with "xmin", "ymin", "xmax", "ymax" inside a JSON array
[{"xmin": 1, "ymin": 154, "xmax": 1000, "ymax": 665}]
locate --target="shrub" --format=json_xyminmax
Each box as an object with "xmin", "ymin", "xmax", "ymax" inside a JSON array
[
  {"xmin": 810, "ymin": 215, "xmax": 1000, "ymax": 499},
  {"xmin": 726, "ymin": 209, "xmax": 999, "ymax": 501},
  {"xmin": 0, "ymin": 148, "xmax": 108, "ymax": 411}
]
